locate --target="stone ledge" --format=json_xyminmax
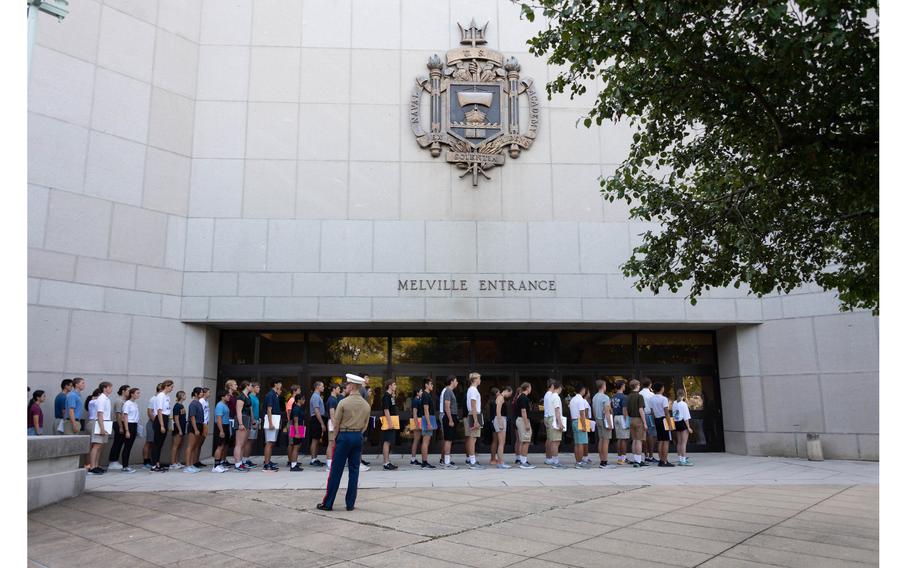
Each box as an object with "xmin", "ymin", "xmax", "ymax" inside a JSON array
[
  {"xmin": 27, "ymin": 434, "xmax": 90, "ymax": 461},
  {"xmin": 28, "ymin": 468, "xmax": 86, "ymax": 512}
]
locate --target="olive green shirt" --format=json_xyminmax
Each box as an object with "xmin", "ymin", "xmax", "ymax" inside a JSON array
[
  {"xmin": 334, "ymin": 392, "xmax": 371, "ymax": 433},
  {"xmin": 627, "ymin": 391, "xmax": 646, "ymax": 420}
]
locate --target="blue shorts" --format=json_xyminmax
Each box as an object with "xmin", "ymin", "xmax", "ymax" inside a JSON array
[
  {"xmin": 645, "ymin": 414, "xmax": 657, "ymax": 437},
  {"xmin": 571, "ymin": 420, "xmax": 588, "ymax": 445}
]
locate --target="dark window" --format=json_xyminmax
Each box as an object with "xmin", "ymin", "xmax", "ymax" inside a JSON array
[
  {"xmin": 307, "ymin": 334, "xmax": 388, "ymax": 365},
  {"xmin": 475, "ymin": 332, "xmax": 553, "ymax": 364},
  {"xmin": 220, "ymin": 332, "xmax": 255, "ymax": 365},
  {"xmin": 637, "ymin": 332, "xmax": 715, "ymax": 365},
  {"xmin": 557, "ymin": 332, "xmax": 633, "ymax": 365},
  {"xmin": 391, "ymin": 334, "xmax": 471, "ymax": 364},
  {"xmin": 258, "ymin": 332, "xmax": 305, "ymax": 364}
]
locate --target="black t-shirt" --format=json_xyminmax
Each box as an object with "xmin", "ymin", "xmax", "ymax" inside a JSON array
[
  {"xmin": 418, "ymin": 392, "xmax": 432, "ymax": 417},
  {"xmin": 237, "ymin": 392, "xmax": 252, "ymax": 418},
  {"xmin": 382, "ymin": 392, "xmax": 397, "ymax": 414},
  {"xmin": 516, "ymin": 393, "xmax": 531, "ymax": 416},
  {"xmin": 290, "ymin": 404, "xmax": 306, "ymax": 425}
]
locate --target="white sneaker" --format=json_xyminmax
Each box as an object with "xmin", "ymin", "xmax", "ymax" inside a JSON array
[
  {"xmin": 359, "ymin": 464, "xmax": 370, "ymax": 472},
  {"xmin": 518, "ymin": 462, "xmax": 536, "ymax": 469},
  {"xmin": 121, "ymin": 467, "xmax": 136, "ymax": 474},
  {"xmin": 212, "ymin": 465, "xmax": 228, "ymax": 473},
  {"xmin": 170, "ymin": 463, "xmax": 184, "ymax": 470},
  {"xmin": 107, "ymin": 461, "xmax": 123, "ymax": 470}
]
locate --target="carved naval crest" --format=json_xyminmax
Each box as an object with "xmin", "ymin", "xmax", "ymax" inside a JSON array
[{"xmin": 410, "ymin": 20, "xmax": 540, "ymax": 186}]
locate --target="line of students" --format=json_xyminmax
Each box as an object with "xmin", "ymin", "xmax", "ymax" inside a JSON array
[{"xmin": 37, "ymin": 373, "xmax": 695, "ymax": 474}]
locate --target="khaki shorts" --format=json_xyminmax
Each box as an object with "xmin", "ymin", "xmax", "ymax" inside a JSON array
[
  {"xmin": 544, "ymin": 416, "xmax": 563, "ymax": 442},
  {"xmin": 612, "ymin": 416, "xmax": 630, "ymax": 440},
  {"xmin": 63, "ymin": 420, "xmax": 82, "ymax": 435},
  {"xmin": 630, "ymin": 417, "xmax": 647, "ymax": 441},
  {"xmin": 464, "ymin": 417, "xmax": 482, "ymax": 438},
  {"xmin": 492, "ymin": 416, "xmax": 506, "ymax": 433},
  {"xmin": 515, "ymin": 417, "xmax": 532, "ymax": 443},
  {"xmin": 597, "ymin": 418, "xmax": 613, "ymax": 436}
]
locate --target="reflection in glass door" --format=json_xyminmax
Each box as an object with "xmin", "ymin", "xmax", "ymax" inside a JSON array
[{"xmin": 638, "ymin": 374, "xmax": 721, "ymax": 452}]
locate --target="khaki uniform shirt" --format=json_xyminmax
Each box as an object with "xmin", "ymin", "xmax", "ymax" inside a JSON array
[{"xmin": 334, "ymin": 392, "xmax": 371, "ymax": 432}]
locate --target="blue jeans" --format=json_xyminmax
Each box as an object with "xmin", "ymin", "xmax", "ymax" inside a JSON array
[{"xmin": 322, "ymin": 431, "xmax": 363, "ymax": 510}]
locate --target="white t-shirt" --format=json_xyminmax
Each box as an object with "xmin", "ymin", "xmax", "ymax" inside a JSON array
[
  {"xmin": 543, "ymin": 391, "xmax": 555, "ymax": 417},
  {"xmin": 154, "ymin": 392, "xmax": 172, "ymax": 416},
  {"xmin": 96, "ymin": 393, "xmax": 112, "ymax": 421},
  {"xmin": 87, "ymin": 399, "xmax": 98, "ymax": 421},
  {"xmin": 466, "ymin": 386, "xmax": 481, "ymax": 415},
  {"xmin": 647, "ymin": 394, "xmax": 669, "ymax": 418},
  {"xmin": 672, "ymin": 400, "xmax": 691, "ymax": 422},
  {"xmin": 438, "ymin": 387, "xmax": 447, "ymax": 415},
  {"xmin": 147, "ymin": 396, "xmax": 157, "ymax": 420},
  {"xmin": 201, "ymin": 398, "xmax": 210, "ymax": 423},
  {"xmin": 123, "ymin": 400, "xmax": 140, "ymax": 423},
  {"xmin": 640, "ymin": 387, "xmax": 654, "ymax": 415},
  {"xmin": 568, "ymin": 394, "xmax": 587, "ymax": 420}
]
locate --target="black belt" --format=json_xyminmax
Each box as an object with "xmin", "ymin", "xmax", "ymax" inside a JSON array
[{"xmin": 338, "ymin": 428, "xmax": 363, "ymax": 432}]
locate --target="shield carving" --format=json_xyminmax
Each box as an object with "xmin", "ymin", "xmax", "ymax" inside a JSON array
[{"xmin": 447, "ymin": 82, "xmax": 504, "ymax": 145}]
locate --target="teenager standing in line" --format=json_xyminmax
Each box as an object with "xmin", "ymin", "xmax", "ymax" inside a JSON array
[
  {"xmin": 150, "ymin": 380, "xmax": 174, "ymax": 472},
  {"xmin": 381, "ymin": 379, "xmax": 399, "ymax": 470},
  {"xmin": 107, "ymin": 385, "xmax": 130, "ymax": 470},
  {"xmin": 212, "ymin": 390, "xmax": 232, "ymax": 473},
  {"xmin": 464, "ymin": 372, "xmax": 483, "ymax": 469},
  {"xmin": 232, "ymin": 381, "xmax": 253, "ymax": 472},
  {"xmin": 438, "ymin": 376, "xmax": 459, "ymax": 469},
  {"xmin": 196, "ymin": 387, "xmax": 210, "ymax": 469},
  {"xmin": 88, "ymin": 382, "xmax": 112, "ymax": 474},
  {"xmin": 53, "ymin": 379, "xmax": 73, "ymax": 435},
  {"xmin": 84, "ymin": 388, "xmax": 101, "ymax": 473},
  {"xmin": 627, "ymin": 379, "xmax": 648, "ymax": 468},
  {"xmin": 64, "ymin": 377, "xmax": 85, "ymax": 435},
  {"xmin": 672, "ymin": 390, "xmax": 694, "ymax": 466},
  {"xmin": 120, "ymin": 387, "xmax": 141, "ymax": 473},
  {"xmin": 170, "ymin": 391, "xmax": 187, "ymax": 470},
  {"xmin": 244, "ymin": 381, "xmax": 261, "ymax": 468},
  {"xmin": 308, "ymin": 381, "xmax": 326, "ymax": 467},
  {"xmin": 419, "ymin": 378, "xmax": 436, "ymax": 469},
  {"xmin": 648, "ymin": 382, "xmax": 674, "ymax": 467},
  {"xmin": 28, "ymin": 390, "xmax": 45, "ymax": 436},
  {"xmin": 409, "ymin": 387, "xmax": 423, "ymax": 466},
  {"xmin": 288, "ymin": 393, "xmax": 306, "ymax": 471},
  {"xmin": 143, "ymin": 383, "xmax": 162, "ymax": 469},
  {"xmin": 569, "ymin": 384, "xmax": 590, "ymax": 469},
  {"xmin": 640, "ymin": 378, "xmax": 657, "ymax": 463},
  {"xmin": 592, "ymin": 380, "xmax": 613, "ymax": 469},
  {"xmin": 184, "ymin": 388, "xmax": 205, "ymax": 473},
  {"xmin": 262, "ymin": 379, "xmax": 283, "ymax": 471},
  {"xmin": 491, "ymin": 386, "xmax": 512, "ymax": 469},
  {"xmin": 611, "ymin": 380, "xmax": 630, "ymax": 465},
  {"xmin": 325, "ymin": 383, "xmax": 340, "ymax": 469},
  {"xmin": 283, "ymin": 384, "xmax": 300, "ymax": 467},
  {"xmin": 513, "ymin": 383, "xmax": 535, "ymax": 468}
]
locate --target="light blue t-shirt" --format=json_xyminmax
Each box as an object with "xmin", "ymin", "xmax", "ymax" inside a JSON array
[
  {"xmin": 309, "ymin": 392, "xmax": 325, "ymax": 417},
  {"xmin": 65, "ymin": 390, "xmax": 83, "ymax": 420},
  {"xmin": 250, "ymin": 393, "xmax": 260, "ymax": 420},
  {"xmin": 215, "ymin": 401, "xmax": 230, "ymax": 425}
]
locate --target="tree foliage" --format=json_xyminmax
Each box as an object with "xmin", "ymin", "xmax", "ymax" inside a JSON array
[{"xmin": 521, "ymin": 0, "xmax": 879, "ymax": 312}]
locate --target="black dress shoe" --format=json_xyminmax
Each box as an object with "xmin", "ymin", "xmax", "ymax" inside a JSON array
[{"xmin": 316, "ymin": 503, "xmax": 332, "ymax": 511}]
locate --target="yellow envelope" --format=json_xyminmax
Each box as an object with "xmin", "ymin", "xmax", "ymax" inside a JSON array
[{"xmin": 381, "ymin": 415, "xmax": 400, "ymax": 431}]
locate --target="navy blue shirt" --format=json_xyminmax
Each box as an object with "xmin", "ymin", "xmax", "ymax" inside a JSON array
[
  {"xmin": 611, "ymin": 392, "xmax": 628, "ymax": 416},
  {"xmin": 54, "ymin": 392, "xmax": 67, "ymax": 419},
  {"xmin": 263, "ymin": 390, "xmax": 281, "ymax": 415},
  {"xmin": 291, "ymin": 404, "xmax": 306, "ymax": 425},
  {"xmin": 187, "ymin": 400, "xmax": 204, "ymax": 431}
]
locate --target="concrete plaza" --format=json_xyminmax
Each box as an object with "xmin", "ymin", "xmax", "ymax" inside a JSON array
[{"xmin": 29, "ymin": 454, "xmax": 878, "ymax": 567}]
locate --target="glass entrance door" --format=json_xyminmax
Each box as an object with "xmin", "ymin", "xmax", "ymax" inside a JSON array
[{"xmin": 638, "ymin": 374, "xmax": 722, "ymax": 452}]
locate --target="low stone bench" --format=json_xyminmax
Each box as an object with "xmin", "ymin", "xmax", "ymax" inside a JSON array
[{"xmin": 28, "ymin": 435, "xmax": 89, "ymax": 511}]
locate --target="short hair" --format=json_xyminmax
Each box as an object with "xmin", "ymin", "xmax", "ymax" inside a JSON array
[
  {"xmin": 175, "ymin": 390, "xmax": 186, "ymax": 400},
  {"xmin": 424, "ymin": 377, "xmax": 433, "ymax": 388},
  {"xmin": 294, "ymin": 393, "xmax": 304, "ymax": 403},
  {"xmin": 547, "ymin": 378, "xmax": 558, "ymax": 389},
  {"xmin": 202, "ymin": 387, "xmax": 210, "ymax": 393},
  {"xmin": 446, "ymin": 375, "xmax": 458, "ymax": 386},
  {"xmin": 61, "ymin": 379, "xmax": 73, "ymax": 390},
  {"xmin": 573, "ymin": 383, "xmax": 585, "ymax": 395},
  {"xmin": 330, "ymin": 383, "xmax": 341, "ymax": 392},
  {"xmin": 469, "ymin": 372, "xmax": 481, "ymax": 382},
  {"xmin": 72, "ymin": 377, "xmax": 85, "ymax": 387},
  {"xmin": 629, "ymin": 378, "xmax": 640, "ymax": 390},
  {"xmin": 270, "ymin": 378, "xmax": 283, "ymax": 387},
  {"xmin": 191, "ymin": 387, "xmax": 203, "ymax": 397},
  {"xmin": 385, "ymin": 378, "xmax": 396, "ymax": 388},
  {"xmin": 641, "ymin": 377, "xmax": 652, "ymax": 388},
  {"xmin": 156, "ymin": 382, "xmax": 164, "ymax": 392},
  {"xmin": 117, "ymin": 384, "xmax": 130, "ymax": 396},
  {"xmin": 250, "ymin": 381, "xmax": 260, "ymax": 387},
  {"xmin": 652, "ymin": 381, "xmax": 664, "ymax": 393},
  {"xmin": 288, "ymin": 384, "xmax": 300, "ymax": 393},
  {"xmin": 413, "ymin": 388, "xmax": 422, "ymax": 397},
  {"xmin": 519, "ymin": 382, "xmax": 531, "ymax": 393},
  {"xmin": 128, "ymin": 387, "xmax": 141, "ymax": 398},
  {"xmin": 240, "ymin": 380, "xmax": 251, "ymax": 390},
  {"xmin": 490, "ymin": 387, "xmax": 500, "ymax": 397},
  {"xmin": 595, "ymin": 379, "xmax": 606, "ymax": 392},
  {"xmin": 220, "ymin": 389, "xmax": 232, "ymax": 399},
  {"xmin": 313, "ymin": 381, "xmax": 324, "ymax": 390},
  {"xmin": 99, "ymin": 381, "xmax": 112, "ymax": 390},
  {"xmin": 614, "ymin": 378, "xmax": 626, "ymax": 391}
]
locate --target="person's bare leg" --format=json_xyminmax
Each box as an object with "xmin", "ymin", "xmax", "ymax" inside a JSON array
[
  {"xmin": 489, "ymin": 435, "xmax": 498, "ymax": 464},
  {"xmin": 421, "ymin": 434, "xmax": 430, "ymax": 462},
  {"xmin": 497, "ymin": 431, "xmax": 506, "ymax": 464},
  {"xmin": 382, "ymin": 441, "xmax": 390, "ymax": 464},
  {"xmin": 171, "ymin": 434, "xmax": 182, "ymax": 465}
]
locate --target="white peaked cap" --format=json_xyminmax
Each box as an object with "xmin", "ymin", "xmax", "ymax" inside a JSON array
[{"xmin": 345, "ymin": 373, "xmax": 366, "ymax": 385}]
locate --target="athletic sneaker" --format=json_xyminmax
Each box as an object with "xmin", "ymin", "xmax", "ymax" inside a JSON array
[
  {"xmin": 638, "ymin": 460, "xmax": 651, "ymax": 466},
  {"xmin": 107, "ymin": 461, "xmax": 123, "ymax": 470},
  {"xmin": 421, "ymin": 462, "xmax": 436, "ymax": 469},
  {"xmin": 383, "ymin": 463, "xmax": 398, "ymax": 470},
  {"xmin": 212, "ymin": 464, "xmax": 228, "ymax": 473},
  {"xmin": 439, "ymin": 458, "xmax": 445, "ymax": 465},
  {"xmin": 243, "ymin": 460, "xmax": 257, "ymax": 468},
  {"xmin": 582, "ymin": 457, "xmax": 593, "ymax": 464},
  {"xmin": 632, "ymin": 461, "xmax": 641, "ymax": 468},
  {"xmin": 550, "ymin": 462, "xmax": 568, "ymax": 469},
  {"xmin": 409, "ymin": 458, "xmax": 419, "ymax": 466},
  {"xmin": 575, "ymin": 462, "xmax": 585, "ymax": 469},
  {"xmin": 359, "ymin": 464, "xmax": 370, "ymax": 472},
  {"xmin": 193, "ymin": 461, "xmax": 205, "ymax": 469},
  {"xmin": 518, "ymin": 462, "xmax": 536, "ymax": 469},
  {"xmin": 170, "ymin": 462, "xmax": 184, "ymax": 470},
  {"xmin": 361, "ymin": 458, "xmax": 370, "ymax": 466},
  {"xmin": 88, "ymin": 467, "xmax": 105, "ymax": 475},
  {"xmin": 515, "ymin": 458, "xmax": 521, "ymax": 464},
  {"xmin": 310, "ymin": 459, "xmax": 324, "ymax": 467},
  {"xmin": 658, "ymin": 461, "xmax": 675, "ymax": 468},
  {"xmin": 184, "ymin": 466, "xmax": 199, "ymax": 473},
  {"xmin": 150, "ymin": 465, "xmax": 167, "ymax": 473},
  {"xmin": 469, "ymin": 463, "xmax": 485, "ymax": 470},
  {"xmin": 616, "ymin": 458, "xmax": 627, "ymax": 465},
  {"xmin": 645, "ymin": 457, "xmax": 658, "ymax": 463},
  {"xmin": 444, "ymin": 463, "xmax": 459, "ymax": 470},
  {"xmin": 121, "ymin": 467, "xmax": 136, "ymax": 474},
  {"xmin": 143, "ymin": 463, "xmax": 153, "ymax": 470},
  {"xmin": 234, "ymin": 464, "xmax": 250, "ymax": 472},
  {"xmin": 497, "ymin": 463, "xmax": 512, "ymax": 469}
]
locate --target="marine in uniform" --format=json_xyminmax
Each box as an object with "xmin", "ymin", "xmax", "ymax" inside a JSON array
[{"xmin": 317, "ymin": 374, "xmax": 371, "ymax": 511}]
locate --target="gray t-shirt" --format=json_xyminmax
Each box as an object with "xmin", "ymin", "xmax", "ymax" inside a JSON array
[
  {"xmin": 592, "ymin": 392, "xmax": 610, "ymax": 420},
  {"xmin": 440, "ymin": 388, "xmax": 459, "ymax": 417},
  {"xmin": 309, "ymin": 392, "xmax": 326, "ymax": 417},
  {"xmin": 112, "ymin": 397, "xmax": 124, "ymax": 417}
]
